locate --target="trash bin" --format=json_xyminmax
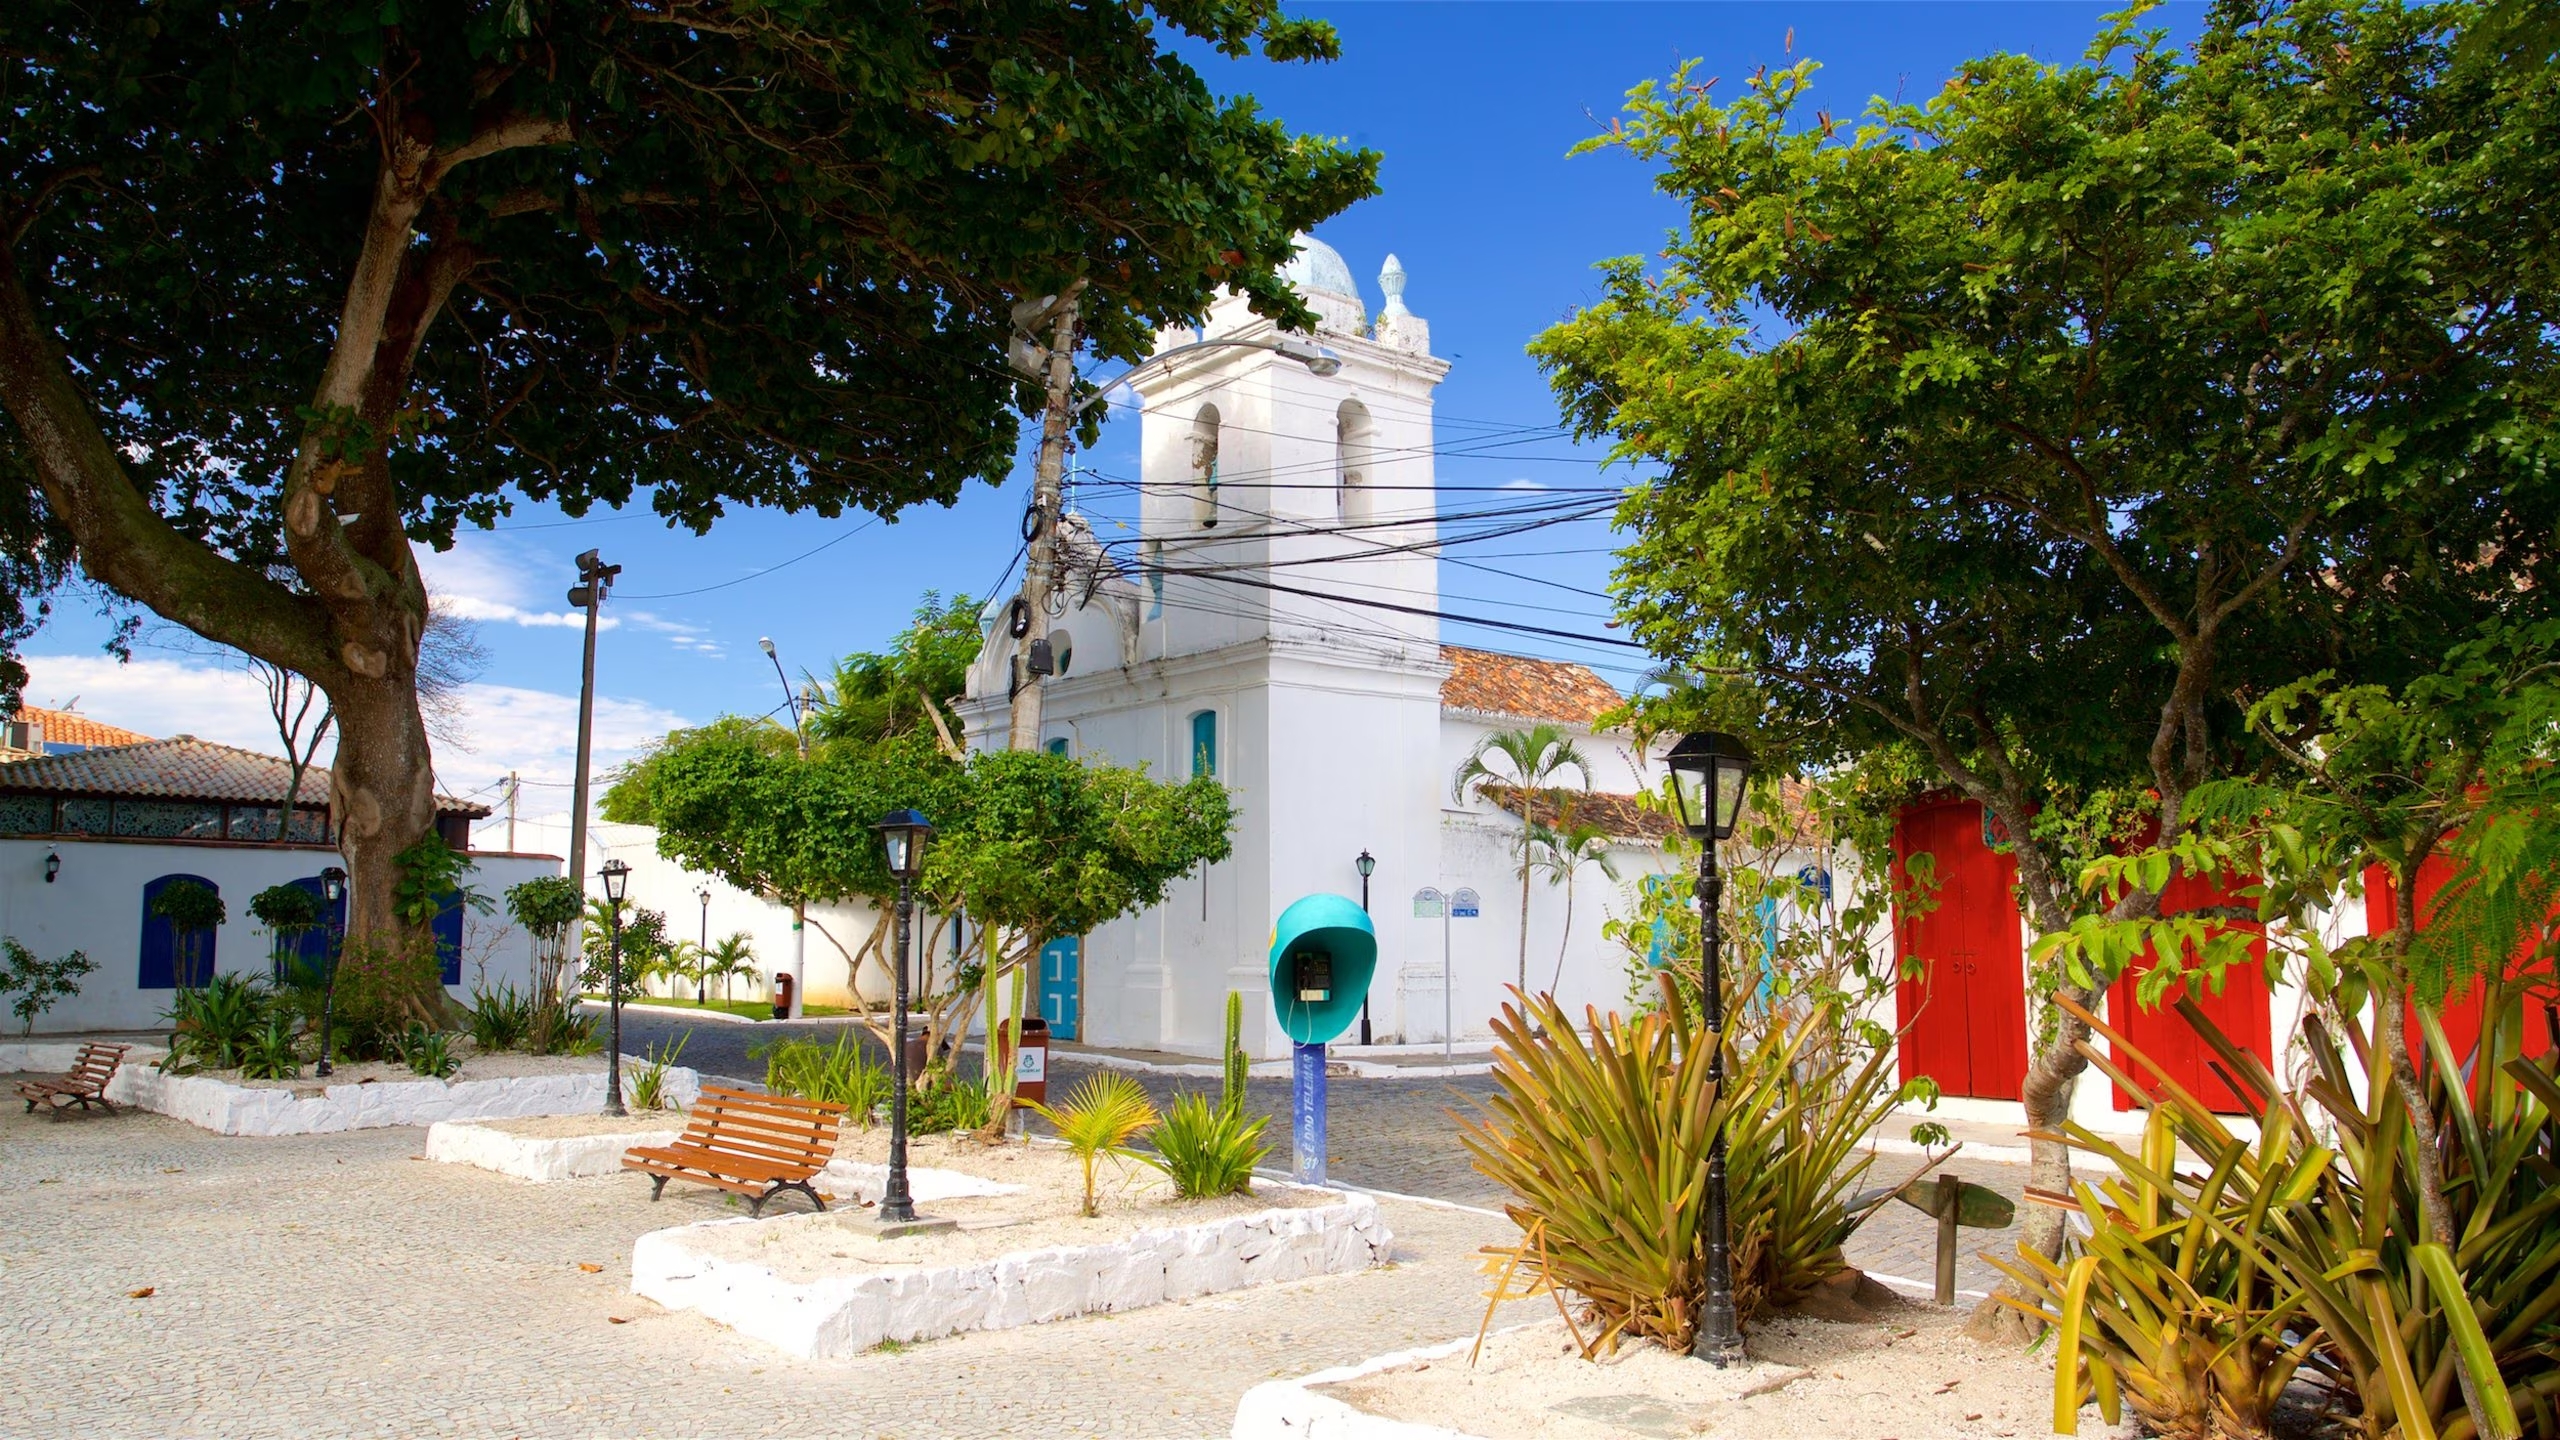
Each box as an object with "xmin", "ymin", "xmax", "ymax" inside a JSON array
[
  {"xmin": 904, "ymin": 1031, "xmax": 930, "ymax": 1076},
  {"xmin": 771, "ymin": 972, "xmax": 793, "ymax": 1020},
  {"xmin": 1013, "ymin": 1017, "xmax": 1050, "ymax": 1107}
]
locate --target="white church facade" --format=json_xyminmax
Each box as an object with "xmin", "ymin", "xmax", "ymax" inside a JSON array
[{"xmin": 953, "ymin": 237, "xmax": 1690, "ymax": 1059}]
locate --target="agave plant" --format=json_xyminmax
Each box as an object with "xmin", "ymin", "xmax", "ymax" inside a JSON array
[
  {"xmin": 1027, "ymin": 1073, "xmax": 1159, "ymax": 1218},
  {"xmin": 1148, "ymin": 1091, "xmax": 1270, "ymax": 1199}
]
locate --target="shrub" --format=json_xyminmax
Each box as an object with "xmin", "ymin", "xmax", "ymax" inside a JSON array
[
  {"xmin": 1, "ymin": 938, "xmax": 96, "ymax": 1036},
  {"xmin": 236, "ymin": 1013, "xmax": 303, "ymax": 1081},
  {"xmin": 465, "ymin": 984, "xmax": 535, "ymax": 1053},
  {"xmin": 1028, "ymin": 1073, "xmax": 1159, "ymax": 1218},
  {"xmin": 397, "ymin": 1023, "xmax": 461, "ymax": 1079},
  {"xmin": 758, "ymin": 1033, "xmax": 888, "ymax": 1125},
  {"xmin": 526, "ymin": 999, "xmax": 600, "ymax": 1057},
  {"xmin": 332, "ymin": 937, "xmax": 443, "ymax": 1042},
  {"xmin": 629, "ymin": 1033, "xmax": 687, "ymax": 1112},
  {"xmin": 163, "ymin": 973, "xmax": 272, "ymax": 1072},
  {"xmin": 1148, "ymin": 1091, "xmax": 1269, "ymax": 1198},
  {"xmin": 908, "ymin": 1067, "xmax": 993, "ymax": 1134}
]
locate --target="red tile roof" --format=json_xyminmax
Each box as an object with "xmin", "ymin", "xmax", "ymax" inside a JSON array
[
  {"xmin": 1478, "ymin": 784, "xmax": 1681, "ymax": 842},
  {"xmin": 0, "ymin": 736, "xmax": 489, "ymax": 816},
  {"xmin": 10, "ymin": 706, "xmax": 154, "ymax": 750},
  {"xmin": 1439, "ymin": 646, "xmax": 1624, "ymax": 726}
]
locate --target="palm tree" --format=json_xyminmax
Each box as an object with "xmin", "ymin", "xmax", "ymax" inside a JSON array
[
  {"xmin": 1452, "ymin": 723, "xmax": 1591, "ymax": 994},
  {"xmin": 1535, "ymin": 811, "xmax": 1622, "ymax": 996},
  {"xmin": 705, "ymin": 932, "xmax": 758, "ymax": 1006}
]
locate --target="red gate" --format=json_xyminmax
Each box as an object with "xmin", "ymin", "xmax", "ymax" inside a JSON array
[
  {"xmin": 1892, "ymin": 798, "xmax": 2027, "ymax": 1101},
  {"xmin": 2365, "ymin": 857, "xmax": 2556, "ymax": 1066},
  {"xmin": 2110, "ymin": 867, "xmax": 2273, "ymax": 1113}
]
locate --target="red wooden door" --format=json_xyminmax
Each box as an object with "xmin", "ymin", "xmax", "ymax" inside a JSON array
[
  {"xmin": 2110, "ymin": 868, "xmax": 2273, "ymax": 1113},
  {"xmin": 1893, "ymin": 799, "xmax": 2027, "ymax": 1101},
  {"xmin": 2365, "ymin": 857, "xmax": 2556, "ymax": 1066}
]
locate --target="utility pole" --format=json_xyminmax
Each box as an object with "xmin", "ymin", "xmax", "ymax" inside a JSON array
[
  {"xmin": 758, "ymin": 637, "xmax": 811, "ymax": 1017},
  {"xmin": 1006, "ymin": 284, "xmax": 1085, "ymax": 752},
  {"xmin": 565, "ymin": 550, "xmax": 620, "ymax": 971},
  {"xmin": 505, "ymin": 771, "xmax": 519, "ymax": 853}
]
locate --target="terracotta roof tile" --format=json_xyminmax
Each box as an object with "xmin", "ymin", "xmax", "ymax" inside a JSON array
[
  {"xmin": 1439, "ymin": 646, "xmax": 1623, "ymax": 726},
  {"xmin": 0, "ymin": 736, "xmax": 489, "ymax": 816},
  {"xmin": 10, "ymin": 706, "xmax": 154, "ymax": 750},
  {"xmin": 1479, "ymin": 784, "xmax": 1681, "ymax": 843}
]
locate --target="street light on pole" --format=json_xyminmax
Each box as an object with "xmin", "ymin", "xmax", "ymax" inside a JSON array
[
  {"xmin": 758, "ymin": 636, "xmax": 811, "ymax": 1018},
  {"xmin": 1355, "ymin": 850, "xmax": 1376, "ymax": 1045},
  {"xmin": 695, "ymin": 885, "xmax": 712, "ymax": 1004},
  {"xmin": 600, "ymin": 858, "xmax": 632, "ymax": 1118},
  {"xmin": 871, "ymin": 808, "xmax": 952, "ymax": 1236},
  {"xmin": 1666, "ymin": 731, "xmax": 1754, "ymax": 1368},
  {"xmin": 565, "ymin": 550, "xmax": 620, "ymax": 969},
  {"xmin": 1003, "ymin": 328, "xmax": 1343, "ymax": 753},
  {"xmin": 314, "ymin": 866, "xmax": 347, "ymax": 1078}
]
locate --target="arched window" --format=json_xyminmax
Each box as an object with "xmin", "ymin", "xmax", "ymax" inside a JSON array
[
  {"xmin": 273, "ymin": 874, "xmax": 347, "ymax": 982},
  {"xmin": 1190, "ymin": 405, "xmax": 1221, "ymax": 530},
  {"xmin": 1189, "ymin": 710, "xmax": 1218, "ymax": 779},
  {"xmin": 1046, "ymin": 737, "xmax": 1071, "ymax": 757},
  {"xmin": 1336, "ymin": 398, "xmax": 1373, "ymax": 521},
  {"xmin": 139, "ymin": 873, "xmax": 221, "ymax": 990}
]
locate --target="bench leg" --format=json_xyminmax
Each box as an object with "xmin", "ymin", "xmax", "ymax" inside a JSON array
[
  {"xmin": 649, "ymin": 1175, "xmax": 668, "ymax": 1203},
  {"xmin": 751, "ymin": 1181, "xmax": 824, "ymax": 1219}
]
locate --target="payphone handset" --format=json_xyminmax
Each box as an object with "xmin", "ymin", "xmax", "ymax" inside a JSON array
[{"xmin": 1290, "ymin": 950, "xmax": 1333, "ymax": 1004}]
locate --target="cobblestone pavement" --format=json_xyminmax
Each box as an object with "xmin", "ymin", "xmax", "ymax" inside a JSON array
[
  {"xmin": 621, "ymin": 1010, "xmax": 2037, "ymax": 1297},
  {"xmin": 0, "ymin": 1099, "xmax": 1545, "ymax": 1440}
]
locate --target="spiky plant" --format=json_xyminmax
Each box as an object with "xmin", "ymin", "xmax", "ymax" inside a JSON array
[
  {"xmin": 1028, "ymin": 1073, "xmax": 1160, "ymax": 1217},
  {"xmin": 1223, "ymin": 990, "xmax": 1247, "ymax": 1115}
]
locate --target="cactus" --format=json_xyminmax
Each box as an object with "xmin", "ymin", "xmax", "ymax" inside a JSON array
[{"xmin": 1222, "ymin": 990, "xmax": 1246, "ymax": 1115}]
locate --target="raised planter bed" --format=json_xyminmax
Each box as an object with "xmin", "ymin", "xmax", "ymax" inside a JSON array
[
  {"xmin": 425, "ymin": 1114, "xmax": 1026, "ymax": 1200},
  {"xmin": 632, "ymin": 1132, "xmax": 1393, "ymax": 1356},
  {"xmin": 1235, "ymin": 1310, "xmax": 2127, "ymax": 1440},
  {"xmin": 111, "ymin": 1058, "xmax": 701, "ymax": 1137}
]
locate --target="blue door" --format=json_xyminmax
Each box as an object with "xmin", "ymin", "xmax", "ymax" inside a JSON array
[
  {"xmin": 274, "ymin": 875, "xmax": 348, "ymax": 982},
  {"xmin": 432, "ymin": 890, "xmax": 465, "ymax": 986},
  {"xmin": 139, "ymin": 874, "xmax": 221, "ymax": 989},
  {"xmin": 1039, "ymin": 936, "xmax": 1081, "ymax": 1040}
]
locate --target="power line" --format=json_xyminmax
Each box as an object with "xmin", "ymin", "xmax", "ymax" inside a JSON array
[
  {"xmin": 1159, "ymin": 565, "xmax": 1644, "ymax": 650},
  {"xmin": 617, "ymin": 517, "xmax": 884, "ymax": 599}
]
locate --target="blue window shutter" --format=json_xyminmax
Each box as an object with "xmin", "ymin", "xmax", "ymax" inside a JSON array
[
  {"xmin": 1190, "ymin": 710, "xmax": 1217, "ymax": 778},
  {"xmin": 1046, "ymin": 737, "xmax": 1069, "ymax": 757},
  {"xmin": 433, "ymin": 890, "xmax": 465, "ymax": 986},
  {"xmin": 139, "ymin": 874, "xmax": 221, "ymax": 990}
]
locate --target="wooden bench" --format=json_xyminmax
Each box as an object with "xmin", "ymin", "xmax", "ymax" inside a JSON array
[
  {"xmin": 621, "ymin": 1084, "xmax": 847, "ymax": 1216},
  {"xmin": 15, "ymin": 1042, "xmax": 131, "ymax": 1119}
]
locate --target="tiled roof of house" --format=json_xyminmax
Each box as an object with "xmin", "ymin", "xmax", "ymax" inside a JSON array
[
  {"xmin": 1478, "ymin": 784, "xmax": 1682, "ymax": 843},
  {"xmin": 0, "ymin": 736, "xmax": 490, "ymax": 816},
  {"xmin": 1439, "ymin": 646, "xmax": 1624, "ymax": 727},
  {"xmin": 11, "ymin": 706, "xmax": 154, "ymax": 749}
]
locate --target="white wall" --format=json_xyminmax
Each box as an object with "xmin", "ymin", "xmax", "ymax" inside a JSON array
[
  {"xmin": 0, "ymin": 837, "xmax": 558, "ymax": 1034},
  {"xmin": 585, "ymin": 820, "xmax": 894, "ymax": 1011}
]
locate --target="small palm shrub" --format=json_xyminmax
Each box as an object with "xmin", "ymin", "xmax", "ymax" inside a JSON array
[
  {"xmin": 236, "ymin": 1013, "xmax": 303, "ymax": 1080},
  {"xmin": 465, "ymin": 984, "xmax": 535, "ymax": 1052},
  {"xmin": 398, "ymin": 1023, "xmax": 461, "ymax": 1079},
  {"xmin": 1028, "ymin": 1073, "xmax": 1160, "ymax": 1218},
  {"xmin": 1148, "ymin": 1092, "xmax": 1269, "ymax": 1199},
  {"xmin": 629, "ymin": 1033, "xmax": 687, "ymax": 1112}
]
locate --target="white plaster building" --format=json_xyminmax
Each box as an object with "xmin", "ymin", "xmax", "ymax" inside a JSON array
[{"xmin": 953, "ymin": 237, "xmax": 1699, "ymax": 1059}]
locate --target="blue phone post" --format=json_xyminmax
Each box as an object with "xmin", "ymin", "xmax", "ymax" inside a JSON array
[{"xmin": 1267, "ymin": 893, "xmax": 1377, "ymax": 1189}]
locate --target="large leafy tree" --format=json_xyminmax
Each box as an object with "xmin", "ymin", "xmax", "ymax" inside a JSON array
[
  {"xmin": 0, "ymin": 0, "xmax": 1372, "ymax": 990},
  {"xmin": 1536, "ymin": 0, "xmax": 2560, "ymax": 1331}
]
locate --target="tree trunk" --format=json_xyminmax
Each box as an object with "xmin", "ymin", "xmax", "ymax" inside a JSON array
[
  {"xmin": 1518, "ymin": 861, "xmax": 1532, "ymax": 995},
  {"xmin": 324, "ymin": 664, "xmax": 443, "ymax": 1018}
]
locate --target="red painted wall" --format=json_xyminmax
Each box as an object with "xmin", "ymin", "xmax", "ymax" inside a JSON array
[
  {"xmin": 2109, "ymin": 868, "xmax": 2273, "ymax": 1113},
  {"xmin": 2364, "ymin": 857, "xmax": 2556, "ymax": 1065},
  {"xmin": 1892, "ymin": 798, "xmax": 2028, "ymax": 1101}
]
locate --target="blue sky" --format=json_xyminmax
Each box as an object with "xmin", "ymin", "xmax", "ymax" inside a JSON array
[{"xmin": 20, "ymin": 2, "xmax": 2198, "ymax": 821}]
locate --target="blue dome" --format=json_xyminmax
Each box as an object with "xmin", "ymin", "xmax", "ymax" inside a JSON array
[{"xmin": 1279, "ymin": 233, "xmax": 1361, "ymax": 302}]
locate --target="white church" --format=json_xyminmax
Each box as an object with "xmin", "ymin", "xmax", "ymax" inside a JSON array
[{"xmin": 951, "ymin": 236, "xmax": 1688, "ymax": 1059}]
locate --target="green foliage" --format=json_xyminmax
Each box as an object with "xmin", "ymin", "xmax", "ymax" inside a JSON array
[
  {"xmin": 162, "ymin": 973, "xmax": 271, "ymax": 1072},
  {"xmin": 0, "ymin": 938, "xmax": 95, "ymax": 1036},
  {"xmin": 464, "ymin": 985, "xmax": 535, "ymax": 1053},
  {"xmin": 1147, "ymin": 1092, "xmax": 1269, "ymax": 1199},
  {"xmin": 247, "ymin": 883, "xmax": 324, "ymax": 935},
  {"xmin": 393, "ymin": 832, "xmax": 487, "ymax": 933},
  {"xmin": 397, "ymin": 1024, "xmax": 461, "ymax": 1080},
  {"xmin": 2003, "ymin": 989, "xmax": 2560, "ymax": 1440},
  {"xmin": 332, "ymin": 937, "xmax": 445, "ymax": 1040},
  {"xmin": 702, "ymin": 932, "xmax": 759, "ymax": 1005},
  {"xmin": 1028, "ymin": 1073, "xmax": 1160, "ymax": 1218},
  {"xmin": 505, "ymin": 877, "xmax": 583, "ymax": 938},
  {"xmin": 812, "ymin": 593, "xmax": 983, "ymax": 748},
  {"xmin": 525, "ymin": 998, "xmax": 599, "ymax": 1058},
  {"xmin": 1453, "ymin": 723, "xmax": 1592, "ymax": 992},
  {"xmin": 581, "ymin": 901, "xmax": 672, "ymax": 998},
  {"xmin": 908, "ymin": 1067, "xmax": 995, "ymax": 1135},
  {"xmin": 758, "ymin": 1033, "xmax": 888, "ymax": 1126},
  {"xmin": 630, "ymin": 1033, "xmax": 687, "ymax": 1113},
  {"xmin": 236, "ymin": 1013, "xmax": 302, "ymax": 1081},
  {"xmin": 1223, "ymin": 990, "xmax": 1248, "ymax": 1116}
]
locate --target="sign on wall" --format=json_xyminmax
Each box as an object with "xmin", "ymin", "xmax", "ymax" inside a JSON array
[{"xmin": 1449, "ymin": 886, "xmax": 1481, "ymax": 918}]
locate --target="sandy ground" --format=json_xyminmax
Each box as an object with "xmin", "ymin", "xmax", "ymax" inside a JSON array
[
  {"xmin": 1315, "ymin": 1305, "xmax": 2134, "ymax": 1440},
  {"xmin": 171, "ymin": 1050, "xmax": 606, "ymax": 1089},
  {"xmin": 479, "ymin": 1112, "xmax": 684, "ymax": 1138},
  {"xmin": 677, "ymin": 1131, "xmax": 1336, "ymax": 1278}
]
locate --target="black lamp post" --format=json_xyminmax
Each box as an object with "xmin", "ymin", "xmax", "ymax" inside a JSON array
[
  {"xmin": 874, "ymin": 808, "xmax": 934, "ymax": 1227},
  {"xmin": 1666, "ymin": 730, "xmax": 1753, "ymax": 1368},
  {"xmin": 1355, "ymin": 850, "xmax": 1377, "ymax": 1045},
  {"xmin": 696, "ymin": 885, "xmax": 712, "ymax": 1003},
  {"xmin": 314, "ymin": 866, "xmax": 347, "ymax": 1078},
  {"xmin": 600, "ymin": 858, "xmax": 631, "ymax": 1117}
]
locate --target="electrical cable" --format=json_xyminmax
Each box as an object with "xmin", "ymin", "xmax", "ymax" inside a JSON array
[{"xmin": 616, "ymin": 517, "xmax": 884, "ymax": 599}]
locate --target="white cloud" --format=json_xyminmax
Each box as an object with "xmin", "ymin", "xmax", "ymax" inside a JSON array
[
  {"xmin": 418, "ymin": 535, "xmax": 612, "ymax": 631},
  {"xmin": 21, "ymin": 654, "xmax": 281, "ymax": 756},
  {"xmin": 625, "ymin": 609, "xmax": 724, "ymax": 658},
  {"xmin": 1500, "ymin": 477, "xmax": 1548, "ymax": 491}
]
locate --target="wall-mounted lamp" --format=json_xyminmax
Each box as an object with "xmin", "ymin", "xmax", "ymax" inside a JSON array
[{"xmin": 43, "ymin": 848, "xmax": 60, "ymax": 883}]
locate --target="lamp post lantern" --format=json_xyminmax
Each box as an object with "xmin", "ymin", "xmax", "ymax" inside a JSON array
[
  {"xmin": 314, "ymin": 866, "xmax": 347, "ymax": 1078},
  {"xmin": 600, "ymin": 859, "xmax": 632, "ymax": 1117},
  {"xmin": 695, "ymin": 885, "xmax": 713, "ymax": 1003},
  {"xmin": 873, "ymin": 808, "xmax": 938, "ymax": 1230},
  {"xmin": 1355, "ymin": 850, "xmax": 1377, "ymax": 1045},
  {"xmin": 1665, "ymin": 730, "xmax": 1753, "ymax": 1368}
]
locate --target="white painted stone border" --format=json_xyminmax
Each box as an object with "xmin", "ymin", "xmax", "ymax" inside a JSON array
[
  {"xmin": 424, "ymin": 1118, "xmax": 1027, "ymax": 1201},
  {"xmin": 107, "ymin": 1062, "xmax": 701, "ymax": 1136},
  {"xmin": 633, "ymin": 1183, "xmax": 1393, "ymax": 1357},
  {"xmin": 1232, "ymin": 1329, "xmax": 1535, "ymax": 1439}
]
